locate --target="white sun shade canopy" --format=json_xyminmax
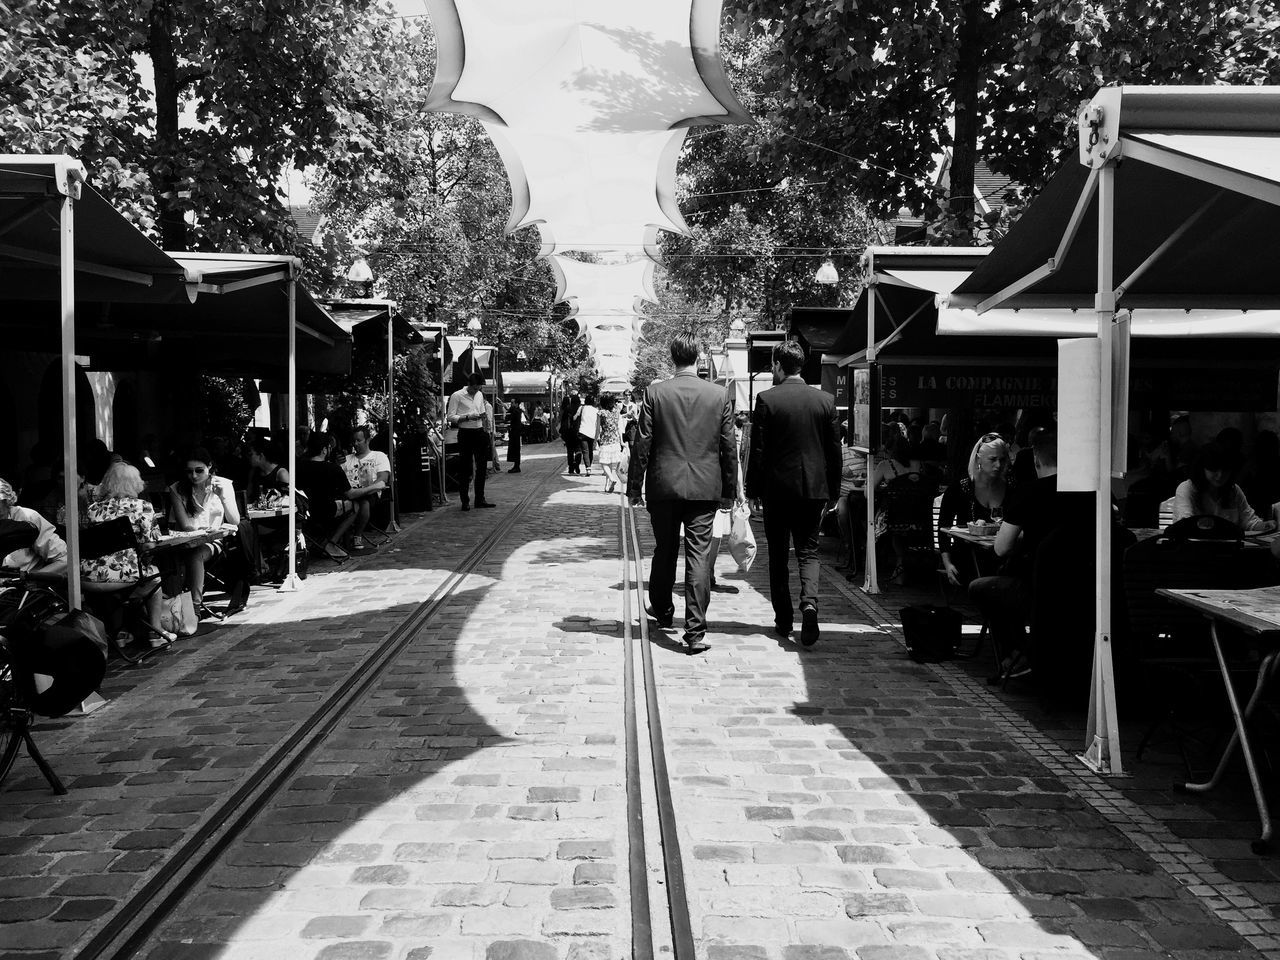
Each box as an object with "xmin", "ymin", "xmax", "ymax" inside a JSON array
[{"xmin": 425, "ymin": 0, "xmax": 749, "ymax": 380}]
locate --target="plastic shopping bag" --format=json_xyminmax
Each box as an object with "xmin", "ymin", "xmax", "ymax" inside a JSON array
[
  {"xmin": 712, "ymin": 508, "xmax": 732, "ymax": 539},
  {"xmin": 727, "ymin": 503, "xmax": 756, "ymax": 573}
]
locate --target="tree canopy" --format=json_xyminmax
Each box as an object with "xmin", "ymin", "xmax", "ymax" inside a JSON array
[{"xmin": 729, "ymin": 0, "xmax": 1280, "ymax": 243}]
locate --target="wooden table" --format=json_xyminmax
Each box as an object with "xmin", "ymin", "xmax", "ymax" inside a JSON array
[{"xmin": 1157, "ymin": 586, "xmax": 1280, "ymax": 853}]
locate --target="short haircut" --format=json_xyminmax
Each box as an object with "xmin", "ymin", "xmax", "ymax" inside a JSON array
[
  {"xmin": 98, "ymin": 462, "xmax": 143, "ymax": 499},
  {"xmin": 250, "ymin": 436, "xmax": 285, "ymax": 463},
  {"xmin": 773, "ymin": 340, "xmax": 806, "ymax": 376},
  {"xmin": 468, "ymin": 372, "xmax": 485, "ymax": 387},
  {"xmin": 305, "ymin": 433, "xmax": 333, "ymax": 459},
  {"xmin": 0, "ymin": 478, "xmax": 16, "ymax": 504},
  {"xmin": 669, "ymin": 332, "xmax": 700, "ymax": 367},
  {"xmin": 1032, "ymin": 428, "xmax": 1058, "ymax": 468},
  {"xmin": 599, "ymin": 394, "xmax": 618, "ymax": 410},
  {"xmin": 352, "ymin": 425, "xmax": 373, "ymax": 443}
]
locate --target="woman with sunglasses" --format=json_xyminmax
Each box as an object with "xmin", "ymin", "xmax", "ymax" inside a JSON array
[
  {"xmin": 938, "ymin": 432, "xmax": 1015, "ymax": 587},
  {"xmin": 168, "ymin": 447, "xmax": 242, "ymax": 619}
]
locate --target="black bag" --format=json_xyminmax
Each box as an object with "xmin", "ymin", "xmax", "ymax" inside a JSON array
[
  {"xmin": 900, "ymin": 604, "xmax": 960, "ymax": 663},
  {"xmin": 11, "ymin": 608, "xmax": 109, "ymax": 717}
]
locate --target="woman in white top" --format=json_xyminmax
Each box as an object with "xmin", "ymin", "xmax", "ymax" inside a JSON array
[
  {"xmin": 1172, "ymin": 441, "xmax": 1276, "ymax": 534},
  {"xmin": 168, "ymin": 446, "xmax": 241, "ymax": 616}
]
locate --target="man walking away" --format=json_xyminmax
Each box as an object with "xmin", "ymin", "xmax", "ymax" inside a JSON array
[
  {"xmin": 447, "ymin": 373, "xmax": 496, "ymax": 511},
  {"xmin": 628, "ymin": 333, "xmax": 736, "ymax": 654},
  {"xmin": 746, "ymin": 340, "xmax": 841, "ymax": 646}
]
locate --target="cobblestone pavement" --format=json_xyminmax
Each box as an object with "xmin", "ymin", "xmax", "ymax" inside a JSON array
[{"xmin": 0, "ymin": 448, "xmax": 1274, "ymax": 960}]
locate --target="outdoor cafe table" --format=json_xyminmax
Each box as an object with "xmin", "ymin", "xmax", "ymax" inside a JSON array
[
  {"xmin": 138, "ymin": 526, "xmax": 232, "ymax": 561},
  {"xmin": 247, "ymin": 506, "xmax": 293, "ymax": 521},
  {"xmin": 1156, "ymin": 585, "xmax": 1280, "ymax": 854}
]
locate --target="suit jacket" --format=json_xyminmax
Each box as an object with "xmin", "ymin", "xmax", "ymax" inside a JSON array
[
  {"xmin": 745, "ymin": 378, "xmax": 842, "ymax": 502},
  {"xmin": 627, "ymin": 371, "xmax": 736, "ymax": 502}
]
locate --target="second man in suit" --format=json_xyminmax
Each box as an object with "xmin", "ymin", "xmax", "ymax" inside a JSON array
[
  {"xmin": 628, "ymin": 333, "xmax": 737, "ymax": 654},
  {"xmin": 746, "ymin": 340, "xmax": 842, "ymax": 646}
]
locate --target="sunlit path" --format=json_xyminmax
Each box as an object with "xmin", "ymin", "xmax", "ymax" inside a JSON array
[{"xmin": 0, "ymin": 452, "xmax": 1265, "ymax": 960}]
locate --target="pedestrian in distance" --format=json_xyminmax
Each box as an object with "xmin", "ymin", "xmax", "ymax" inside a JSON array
[
  {"xmin": 506, "ymin": 399, "xmax": 523, "ymax": 473},
  {"xmin": 447, "ymin": 373, "xmax": 496, "ymax": 511},
  {"xmin": 628, "ymin": 332, "xmax": 737, "ymax": 655},
  {"xmin": 595, "ymin": 395, "xmax": 624, "ymax": 493},
  {"xmin": 559, "ymin": 393, "xmax": 583, "ymax": 475},
  {"xmin": 578, "ymin": 394, "xmax": 599, "ymax": 476},
  {"xmin": 746, "ymin": 340, "xmax": 842, "ymax": 647}
]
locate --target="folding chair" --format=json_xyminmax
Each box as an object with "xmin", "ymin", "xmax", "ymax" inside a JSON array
[{"xmin": 361, "ymin": 489, "xmax": 395, "ymax": 545}]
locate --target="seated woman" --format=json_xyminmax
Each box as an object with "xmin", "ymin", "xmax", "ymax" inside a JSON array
[
  {"xmin": 1172, "ymin": 441, "xmax": 1276, "ymax": 534},
  {"xmin": 167, "ymin": 447, "xmax": 242, "ymax": 619},
  {"xmin": 938, "ymin": 432, "xmax": 1015, "ymax": 587},
  {"xmin": 0, "ymin": 477, "xmax": 67, "ymax": 575},
  {"xmin": 856, "ymin": 425, "xmax": 925, "ymax": 583},
  {"xmin": 295, "ymin": 433, "xmax": 359, "ymax": 560},
  {"xmin": 83, "ymin": 462, "xmax": 175, "ymax": 646}
]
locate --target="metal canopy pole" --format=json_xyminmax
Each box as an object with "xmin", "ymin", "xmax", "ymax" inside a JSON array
[
  {"xmin": 385, "ymin": 303, "xmax": 401, "ymax": 531},
  {"xmin": 439, "ymin": 333, "xmax": 448, "ymax": 505},
  {"xmin": 280, "ymin": 272, "xmax": 301, "ymax": 591},
  {"xmin": 59, "ymin": 191, "xmax": 81, "ymax": 610},
  {"xmin": 863, "ymin": 267, "xmax": 880, "ymax": 596},
  {"xmin": 1080, "ymin": 162, "xmax": 1123, "ymax": 776}
]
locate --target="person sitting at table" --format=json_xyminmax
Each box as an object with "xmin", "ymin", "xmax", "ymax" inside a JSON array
[
  {"xmin": 83, "ymin": 462, "xmax": 175, "ymax": 646},
  {"xmin": 168, "ymin": 447, "xmax": 244, "ymax": 619},
  {"xmin": 340, "ymin": 425, "xmax": 390, "ymax": 554},
  {"xmin": 247, "ymin": 438, "xmax": 291, "ymax": 504},
  {"xmin": 0, "ymin": 477, "xmax": 67, "ymax": 575},
  {"xmin": 296, "ymin": 433, "xmax": 359, "ymax": 560},
  {"xmin": 938, "ymin": 432, "xmax": 1016, "ymax": 588},
  {"xmin": 1172, "ymin": 441, "xmax": 1276, "ymax": 534},
  {"xmin": 970, "ymin": 428, "xmax": 1093, "ymax": 681},
  {"xmin": 856, "ymin": 424, "xmax": 925, "ymax": 583}
]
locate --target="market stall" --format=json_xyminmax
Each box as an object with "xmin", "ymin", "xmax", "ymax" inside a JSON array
[{"xmin": 945, "ymin": 86, "xmax": 1280, "ymax": 777}]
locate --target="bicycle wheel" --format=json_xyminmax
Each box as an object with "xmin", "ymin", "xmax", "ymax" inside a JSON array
[{"xmin": 0, "ymin": 652, "xmax": 22, "ymax": 788}]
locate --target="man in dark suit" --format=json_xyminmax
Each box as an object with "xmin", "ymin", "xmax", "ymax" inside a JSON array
[
  {"xmin": 628, "ymin": 332, "xmax": 737, "ymax": 654},
  {"xmin": 746, "ymin": 340, "xmax": 842, "ymax": 646}
]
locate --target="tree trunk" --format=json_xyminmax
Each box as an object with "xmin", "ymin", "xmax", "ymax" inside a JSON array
[
  {"xmin": 149, "ymin": 0, "xmax": 187, "ymax": 250},
  {"xmin": 948, "ymin": 0, "xmax": 984, "ymax": 245}
]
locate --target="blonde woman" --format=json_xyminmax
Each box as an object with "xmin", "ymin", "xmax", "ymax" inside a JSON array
[
  {"xmin": 937, "ymin": 432, "xmax": 1014, "ymax": 586},
  {"xmin": 85, "ymin": 462, "xmax": 175, "ymax": 645}
]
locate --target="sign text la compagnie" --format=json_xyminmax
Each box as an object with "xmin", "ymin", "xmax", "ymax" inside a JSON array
[{"xmin": 881, "ymin": 365, "xmax": 1056, "ymax": 409}]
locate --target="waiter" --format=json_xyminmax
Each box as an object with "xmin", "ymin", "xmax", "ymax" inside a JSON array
[{"xmin": 446, "ymin": 373, "xmax": 496, "ymax": 511}]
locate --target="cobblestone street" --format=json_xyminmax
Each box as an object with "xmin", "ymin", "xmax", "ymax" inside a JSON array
[{"xmin": 1, "ymin": 450, "xmax": 1277, "ymax": 960}]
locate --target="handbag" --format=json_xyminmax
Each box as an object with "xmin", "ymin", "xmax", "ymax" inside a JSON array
[
  {"xmin": 900, "ymin": 604, "xmax": 960, "ymax": 663},
  {"xmin": 11, "ymin": 608, "xmax": 109, "ymax": 718},
  {"xmin": 727, "ymin": 502, "xmax": 757, "ymax": 572},
  {"xmin": 161, "ymin": 590, "xmax": 199, "ymax": 638}
]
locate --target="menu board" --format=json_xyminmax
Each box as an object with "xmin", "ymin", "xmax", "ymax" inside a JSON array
[{"xmin": 850, "ymin": 365, "xmax": 877, "ymax": 451}]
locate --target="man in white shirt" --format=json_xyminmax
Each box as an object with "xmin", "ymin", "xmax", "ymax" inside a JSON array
[
  {"xmin": 341, "ymin": 425, "xmax": 391, "ymax": 553},
  {"xmin": 446, "ymin": 373, "xmax": 495, "ymax": 511},
  {"xmin": 577, "ymin": 397, "xmax": 599, "ymax": 476}
]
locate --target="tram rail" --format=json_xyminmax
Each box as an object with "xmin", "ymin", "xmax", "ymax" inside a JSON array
[
  {"xmin": 619, "ymin": 494, "xmax": 695, "ymax": 960},
  {"xmin": 74, "ymin": 467, "xmax": 561, "ymax": 960}
]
